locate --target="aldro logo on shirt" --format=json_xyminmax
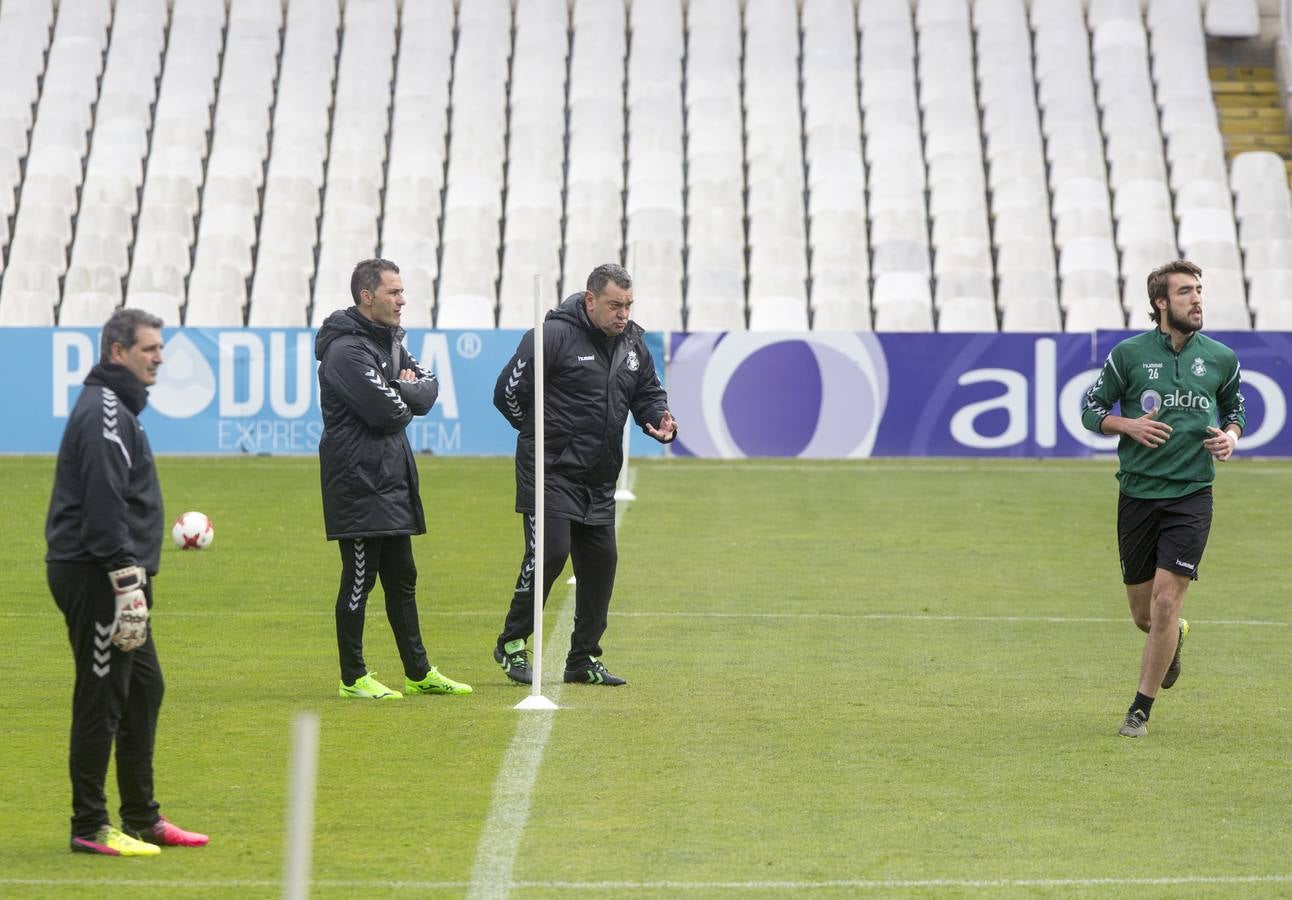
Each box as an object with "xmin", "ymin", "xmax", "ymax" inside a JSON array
[{"xmin": 1140, "ymin": 389, "xmax": 1212, "ymax": 412}]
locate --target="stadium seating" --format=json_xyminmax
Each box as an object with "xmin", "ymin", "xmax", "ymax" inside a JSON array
[
  {"xmin": 0, "ymin": 0, "xmax": 1287, "ymax": 331},
  {"xmin": 497, "ymin": 0, "xmax": 568, "ymax": 327}
]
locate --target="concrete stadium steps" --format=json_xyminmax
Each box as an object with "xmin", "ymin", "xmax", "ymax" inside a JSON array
[{"xmin": 1211, "ymin": 65, "xmax": 1292, "ymax": 163}]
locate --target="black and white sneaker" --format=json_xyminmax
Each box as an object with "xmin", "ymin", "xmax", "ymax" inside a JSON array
[
  {"xmin": 563, "ymin": 657, "xmax": 626, "ymax": 686},
  {"xmin": 1119, "ymin": 709, "xmax": 1148, "ymax": 738},
  {"xmin": 494, "ymin": 640, "xmax": 532, "ymax": 685}
]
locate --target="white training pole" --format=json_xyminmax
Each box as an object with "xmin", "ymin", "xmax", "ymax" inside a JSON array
[
  {"xmin": 614, "ymin": 419, "xmax": 636, "ymax": 501},
  {"xmin": 616, "ymin": 242, "xmax": 639, "ymax": 502},
  {"xmin": 283, "ymin": 712, "xmax": 320, "ymax": 900},
  {"xmin": 517, "ymin": 275, "xmax": 558, "ymax": 711}
]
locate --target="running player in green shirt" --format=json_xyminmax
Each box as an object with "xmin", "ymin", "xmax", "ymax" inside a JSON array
[{"xmin": 1082, "ymin": 260, "xmax": 1245, "ymax": 738}]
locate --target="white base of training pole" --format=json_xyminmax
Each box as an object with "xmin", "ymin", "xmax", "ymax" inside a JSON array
[
  {"xmin": 514, "ymin": 693, "xmax": 559, "ymax": 711},
  {"xmin": 566, "ymin": 574, "xmax": 576, "ymax": 584},
  {"xmin": 614, "ymin": 487, "xmax": 636, "ymax": 501}
]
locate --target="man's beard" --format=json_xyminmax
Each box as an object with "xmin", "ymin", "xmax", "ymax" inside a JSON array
[{"xmin": 1165, "ymin": 304, "xmax": 1200, "ymax": 334}]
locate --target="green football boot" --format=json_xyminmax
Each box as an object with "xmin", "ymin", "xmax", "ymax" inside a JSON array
[
  {"xmin": 71, "ymin": 825, "xmax": 162, "ymax": 857},
  {"xmin": 339, "ymin": 672, "xmax": 403, "ymax": 700},
  {"xmin": 405, "ymin": 666, "xmax": 473, "ymax": 695}
]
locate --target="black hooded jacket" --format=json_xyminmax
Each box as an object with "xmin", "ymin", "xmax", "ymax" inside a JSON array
[
  {"xmin": 45, "ymin": 363, "xmax": 164, "ymax": 574},
  {"xmin": 315, "ymin": 307, "xmax": 439, "ymax": 540},
  {"xmin": 493, "ymin": 292, "xmax": 672, "ymax": 525}
]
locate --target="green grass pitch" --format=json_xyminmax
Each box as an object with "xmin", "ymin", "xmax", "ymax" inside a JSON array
[{"xmin": 1, "ymin": 456, "xmax": 1289, "ymax": 898}]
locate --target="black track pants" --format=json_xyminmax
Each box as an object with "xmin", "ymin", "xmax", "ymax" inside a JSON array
[
  {"xmin": 48, "ymin": 561, "xmax": 164, "ymax": 839},
  {"xmin": 334, "ymin": 535, "xmax": 430, "ymax": 685},
  {"xmin": 497, "ymin": 514, "xmax": 618, "ymax": 668}
]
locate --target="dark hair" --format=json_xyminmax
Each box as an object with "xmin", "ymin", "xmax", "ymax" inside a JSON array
[
  {"xmin": 586, "ymin": 263, "xmax": 632, "ymax": 296},
  {"xmin": 100, "ymin": 308, "xmax": 164, "ymax": 360},
  {"xmin": 350, "ymin": 258, "xmax": 400, "ymax": 305},
  {"xmin": 1146, "ymin": 260, "xmax": 1201, "ymax": 324}
]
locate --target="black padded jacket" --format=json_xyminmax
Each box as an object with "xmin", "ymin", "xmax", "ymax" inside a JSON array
[
  {"xmin": 494, "ymin": 292, "xmax": 671, "ymax": 525},
  {"xmin": 315, "ymin": 307, "xmax": 439, "ymax": 540},
  {"xmin": 45, "ymin": 363, "xmax": 164, "ymax": 574}
]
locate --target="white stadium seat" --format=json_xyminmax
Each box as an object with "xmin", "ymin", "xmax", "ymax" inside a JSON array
[{"xmin": 1, "ymin": 0, "xmax": 1279, "ymax": 335}]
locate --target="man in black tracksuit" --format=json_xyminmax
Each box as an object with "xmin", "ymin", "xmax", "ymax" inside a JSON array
[
  {"xmin": 492, "ymin": 263, "xmax": 677, "ymax": 686},
  {"xmin": 46, "ymin": 308, "xmax": 208, "ymax": 856},
  {"xmin": 316, "ymin": 258, "xmax": 471, "ymax": 700}
]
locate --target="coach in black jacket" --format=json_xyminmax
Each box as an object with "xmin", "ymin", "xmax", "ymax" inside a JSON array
[
  {"xmin": 491, "ymin": 263, "xmax": 676, "ymax": 687},
  {"xmin": 46, "ymin": 308, "xmax": 208, "ymax": 855},
  {"xmin": 315, "ymin": 258, "xmax": 470, "ymax": 700}
]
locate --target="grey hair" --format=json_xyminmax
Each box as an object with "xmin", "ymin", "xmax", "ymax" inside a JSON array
[
  {"xmin": 351, "ymin": 258, "xmax": 401, "ymax": 305},
  {"xmin": 586, "ymin": 263, "xmax": 632, "ymax": 296},
  {"xmin": 100, "ymin": 308, "xmax": 164, "ymax": 360}
]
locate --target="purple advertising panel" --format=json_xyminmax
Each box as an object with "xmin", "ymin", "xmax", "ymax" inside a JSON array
[{"xmin": 668, "ymin": 331, "xmax": 1292, "ymax": 458}]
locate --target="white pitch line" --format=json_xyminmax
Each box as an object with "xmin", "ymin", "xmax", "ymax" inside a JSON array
[
  {"xmin": 612, "ymin": 611, "xmax": 1292, "ymax": 627},
  {"xmin": 517, "ymin": 875, "xmax": 1292, "ymax": 890},
  {"xmin": 464, "ymin": 581, "xmax": 575, "ymax": 900},
  {"xmin": 4, "ymin": 874, "xmax": 1290, "ymax": 892},
  {"xmin": 644, "ymin": 461, "xmax": 1119, "ymax": 474},
  {"xmin": 642, "ymin": 459, "xmax": 1292, "ymax": 475},
  {"xmin": 4, "ymin": 610, "xmax": 1288, "ymax": 628},
  {"xmin": 520, "ymin": 875, "xmax": 1292, "ymax": 890},
  {"xmin": 465, "ymin": 470, "xmax": 636, "ymax": 900}
]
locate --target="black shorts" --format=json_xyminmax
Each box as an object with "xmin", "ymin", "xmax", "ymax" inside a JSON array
[{"xmin": 1117, "ymin": 487, "xmax": 1213, "ymax": 585}]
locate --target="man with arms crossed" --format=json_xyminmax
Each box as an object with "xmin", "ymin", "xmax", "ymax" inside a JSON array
[
  {"xmin": 316, "ymin": 258, "xmax": 471, "ymax": 700},
  {"xmin": 1082, "ymin": 260, "xmax": 1245, "ymax": 737},
  {"xmin": 46, "ymin": 308, "xmax": 209, "ymax": 855}
]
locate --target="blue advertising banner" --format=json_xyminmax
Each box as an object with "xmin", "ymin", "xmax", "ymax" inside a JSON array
[
  {"xmin": 0, "ymin": 328, "xmax": 669, "ymax": 457},
  {"xmin": 668, "ymin": 331, "xmax": 1292, "ymax": 457}
]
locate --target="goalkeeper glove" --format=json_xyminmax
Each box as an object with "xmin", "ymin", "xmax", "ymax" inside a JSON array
[{"xmin": 107, "ymin": 565, "xmax": 149, "ymax": 652}]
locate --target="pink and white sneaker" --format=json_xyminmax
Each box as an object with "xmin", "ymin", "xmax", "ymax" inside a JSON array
[{"xmin": 124, "ymin": 817, "xmax": 209, "ymax": 847}]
